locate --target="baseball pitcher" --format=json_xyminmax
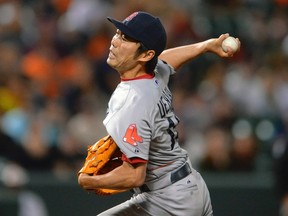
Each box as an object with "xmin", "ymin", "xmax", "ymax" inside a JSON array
[{"xmin": 78, "ymin": 11, "xmax": 240, "ymax": 216}]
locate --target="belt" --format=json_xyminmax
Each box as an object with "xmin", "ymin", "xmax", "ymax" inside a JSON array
[{"xmin": 133, "ymin": 162, "xmax": 192, "ymax": 193}]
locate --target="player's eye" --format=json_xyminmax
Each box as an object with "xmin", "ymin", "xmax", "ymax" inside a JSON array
[
  {"xmin": 121, "ymin": 34, "xmax": 137, "ymax": 43},
  {"xmin": 114, "ymin": 30, "xmax": 138, "ymax": 43}
]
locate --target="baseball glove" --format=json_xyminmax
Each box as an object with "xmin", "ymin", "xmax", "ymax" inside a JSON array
[{"xmin": 78, "ymin": 135, "xmax": 126, "ymax": 195}]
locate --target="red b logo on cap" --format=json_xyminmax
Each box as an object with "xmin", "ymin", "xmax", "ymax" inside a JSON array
[{"xmin": 124, "ymin": 12, "xmax": 139, "ymax": 22}]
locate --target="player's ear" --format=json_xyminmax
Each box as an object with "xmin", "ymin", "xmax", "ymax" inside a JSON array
[{"xmin": 139, "ymin": 50, "xmax": 155, "ymax": 62}]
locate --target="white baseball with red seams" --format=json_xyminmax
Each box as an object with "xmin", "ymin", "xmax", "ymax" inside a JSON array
[{"xmin": 222, "ymin": 36, "xmax": 238, "ymax": 53}]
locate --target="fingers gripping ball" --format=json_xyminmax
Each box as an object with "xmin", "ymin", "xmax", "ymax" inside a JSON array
[
  {"xmin": 222, "ymin": 36, "xmax": 239, "ymax": 53},
  {"xmin": 78, "ymin": 135, "xmax": 126, "ymax": 195}
]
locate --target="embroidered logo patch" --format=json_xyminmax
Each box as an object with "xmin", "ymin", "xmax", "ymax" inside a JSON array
[
  {"xmin": 124, "ymin": 12, "xmax": 138, "ymax": 22},
  {"xmin": 123, "ymin": 124, "xmax": 143, "ymax": 146}
]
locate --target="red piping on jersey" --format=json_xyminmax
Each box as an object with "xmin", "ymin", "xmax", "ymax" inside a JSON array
[
  {"xmin": 121, "ymin": 72, "xmax": 155, "ymax": 81},
  {"xmin": 121, "ymin": 153, "xmax": 147, "ymax": 164}
]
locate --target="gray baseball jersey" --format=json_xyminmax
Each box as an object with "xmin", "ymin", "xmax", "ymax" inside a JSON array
[
  {"xmin": 101, "ymin": 60, "xmax": 213, "ymax": 216},
  {"xmin": 104, "ymin": 60, "xmax": 186, "ymax": 181}
]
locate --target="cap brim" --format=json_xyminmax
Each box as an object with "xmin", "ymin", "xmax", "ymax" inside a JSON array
[{"xmin": 107, "ymin": 17, "xmax": 139, "ymax": 41}]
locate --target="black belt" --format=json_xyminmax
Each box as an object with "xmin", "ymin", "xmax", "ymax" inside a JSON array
[{"xmin": 136, "ymin": 163, "xmax": 192, "ymax": 193}]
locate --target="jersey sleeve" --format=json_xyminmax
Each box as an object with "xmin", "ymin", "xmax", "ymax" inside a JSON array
[{"xmin": 155, "ymin": 59, "xmax": 176, "ymax": 85}]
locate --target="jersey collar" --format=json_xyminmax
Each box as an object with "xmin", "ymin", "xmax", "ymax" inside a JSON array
[{"xmin": 121, "ymin": 72, "xmax": 155, "ymax": 81}]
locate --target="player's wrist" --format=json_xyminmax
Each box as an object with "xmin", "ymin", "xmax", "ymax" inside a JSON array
[{"xmin": 202, "ymin": 39, "xmax": 215, "ymax": 53}]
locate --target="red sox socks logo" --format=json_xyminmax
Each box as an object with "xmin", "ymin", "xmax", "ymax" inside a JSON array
[{"xmin": 123, "ymin": 124, "xmax": 143, "ymax": 146}]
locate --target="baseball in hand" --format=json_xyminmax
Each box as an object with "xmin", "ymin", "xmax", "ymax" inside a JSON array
[{"xmin": 222, "ymin": 36, "xmax": 238, "ymax": 53}]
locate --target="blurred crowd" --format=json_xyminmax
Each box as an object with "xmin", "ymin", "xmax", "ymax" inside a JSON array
[
  {"xmin": 0, "ymin": 0, "xmax": 287, "ymax": 214},
  {"xmin": 0, "ymin": 0, "xmax": 287, "ymax": 192}
]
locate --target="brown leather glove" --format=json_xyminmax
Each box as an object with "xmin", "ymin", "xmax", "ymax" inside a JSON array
[{"xmin": 78, "ymin": 135, "xmax": 126, "ymax": 195}]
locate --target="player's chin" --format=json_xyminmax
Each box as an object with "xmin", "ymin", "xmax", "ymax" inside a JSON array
[
  {"xmin": 107, "ymin": 58, "xmax": 119, "ymax": 69},
  {"xmin": 107, "ymin": 58, "xmax": 115, "ymax": 66}
]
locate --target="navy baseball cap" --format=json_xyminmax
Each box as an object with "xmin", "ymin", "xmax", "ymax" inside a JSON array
[{"xmin": 107, "ymin": 11, "xmax": 167, "ymax": 56}]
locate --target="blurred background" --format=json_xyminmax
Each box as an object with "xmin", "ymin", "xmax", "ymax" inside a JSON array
[{"xmin": 0, "ymin": 0, "xmax": 287, "ymax": 215}]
